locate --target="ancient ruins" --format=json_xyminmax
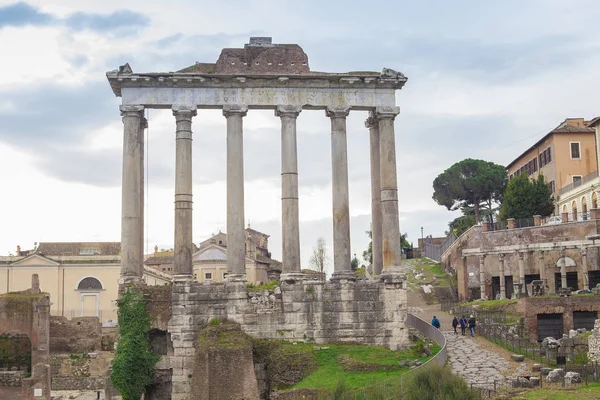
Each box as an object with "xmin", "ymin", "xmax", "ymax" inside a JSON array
[{"xmin": 107, "ymin": 37, "xmax": 409, "ymax": 399}]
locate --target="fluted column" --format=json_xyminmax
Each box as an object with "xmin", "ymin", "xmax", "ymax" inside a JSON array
[
  {"xmin": 120, "ymin": 105, "xmax": 144, "ymax": 282},
  {"xmin": 581, "ymin": 247, "xmax": 589, "ymax": 290},
  {"xmin": 499, "ymin": 253, "xmax": 506, "ymax": 300},
  {"xmin": 224, "ymin": 105, "xmax": 248, "ymax": 280},
  {"xmin": 376, "ymin": 106, "xmax": 402, "ymax": 272},
  {"xmin": 140, "ymin": 116, "xmax": 147, "ymax": 266},
  {"xmin": 366, "ymin": 115, "xmax": 383, "ymax": 276},
  {"xmin": 479, "ymin": 255, "xmax": 486, "ymax": 300},
  {"xmin": 173, "ymin": 106, "xmax": 197, "ymax": 281},
  {"xmin": 326, "ymin": 107, "xmax": 353, "ymax": 280},
  {"xmin": 276, "ymin": 106, "xmax": 303, "ymax": 280}
]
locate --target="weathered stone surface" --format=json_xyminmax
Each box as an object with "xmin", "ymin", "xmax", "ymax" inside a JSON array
[
  {"xmin": 50, "ymin": 317, "xmax": 101, "ymax": 353},
  {"xmin": 511, "ymin": 354, "xmax": 525, "ymax": 362},
  {"xmin": 540, "ymin": 367, "xmax": 552, "ymax": 376},
  {"xmin": 529, "ymin": 376, "xmax": 540, "ymax": 386},
  {"xmin": 0, "ymin": 371, "xmax": 25, "ymax": 387},
  {"xmin": 191, "ymin": 323, "xmax": 259, "ymax": 400},
  {"xmin": 564, "ymin": 371, "xmax": 581, "ymax": 384},
  {"xmin": 588, "ymin": 319, "xmax": 600, "ymax": 362},
  {"xmin": 532, "ymin": 363, "xmax": 542, "ymax": 372},
  {"xmin": 546, "ymin": 368, "xmax": 565, "ymax": 383}
]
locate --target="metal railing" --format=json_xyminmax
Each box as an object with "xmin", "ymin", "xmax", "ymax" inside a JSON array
[
  {"xmin": 559, "ymin": 170, "xmax": 599, "ymax": 195},
  {"xmin": 423, "ymin": 233, "xmax": 457, "ymax": 262}
]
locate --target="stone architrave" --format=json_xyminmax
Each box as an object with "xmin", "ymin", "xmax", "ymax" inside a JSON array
[
  {"xmin": 366, "ymin": 115, "xmax": 383, "ymax": 276},
  {"xmin": 172, "ymin": 106, "xmax": 197, "ymax": 281},
  {"xmin": 326, "ymin": 107, "xmax": 353, "ymax": 281},
  {"xmin": 499, "ymin": 253, "xmax": 506, "ymax": 300},
  {"xmin": 276, "ymin": 106, "xmax": 303, "ymax": 281},
  {"xmin": 224, "ymin": 105, "xmax": 249, "ymax": 280},
  {"xmin": 479, "ymin": 255, "xmax": 486, "ymax": 300},
  {"xmin": 119, "ymin": 104, "xmax": 144, "ymax": 282},
  {"xmin": 376, "ymin": 106, "xmax": 402, "ymax": 273}
]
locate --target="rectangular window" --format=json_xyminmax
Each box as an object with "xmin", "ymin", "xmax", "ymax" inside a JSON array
[
  {"xmin": 223, "ymin": 272, "xmax": 228, "ymax": 279},
  {"xmin": 533, "ymin": 158, "xmax": 538, "ymax": 172},
  {"xmin": 548, "ymin": 181, "xmax": 555, "ymax": 193},
  {"xmin": 79, "ymin": 248, "xmax": 101, "ymax": 255},
  {"xmin": 547, "ymin": 148, "xmax": 552, "ymax": 163},
  {"xmin": 539, "ymin": 153, "xmax": 544, "ymax": 167},
  {"xmin": 571, "ymin": 142, "xmax": 581, "ymax": 159},
  {"xmin": 204, "ymin": 272, "xmax": 213, "ymax": 280},
  {"xmin": 573, "ymin": 176, "xmax": 583, "ymax": 186}
]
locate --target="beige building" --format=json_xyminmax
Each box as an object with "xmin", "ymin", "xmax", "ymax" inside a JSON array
[
  {"xmin": 144, "ymin": 227, "xmax": 282, "ymax": 284},
  {"xmin": 506, "ymin": 118, "xmax": 597, "ymax": 213},
  {"xmin": 0, "ymin": 242, "xmax": 171, "ymax": 323}
]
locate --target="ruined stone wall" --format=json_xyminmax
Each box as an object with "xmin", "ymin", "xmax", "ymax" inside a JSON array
[
  {"xmin": 159, "ymin": 279, "xmax": 408, "ymax": 400},
  {"xmin": 49, "ymin": 353, "xmax": 112, "ymax": 391},
  {"xmin": 0, "ymin": 371, "xmax": 25, "ymax": 387},
  {"xmin": 588, "ymin": 320, "xmax": 600, "ymax": 363},
  {"xmin": 50, "ymin": 316, "xmax": 102, "ymax": 353},
  {"xmin": 521, "ymin": 296, "xmax": 600, "ymax": 342}
]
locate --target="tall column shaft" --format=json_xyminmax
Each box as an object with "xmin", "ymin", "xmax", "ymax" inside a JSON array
[
  {"xmin": 479, "ymin": 255, "xmax": 486, "ymax": 300},
  {"xmin": 140, "ymin": 117, "xmax": 147, "ymax": 268},
  {"xmin": 518, "ymin": 253, "xmax": 525, "ymax": 285},
  {"xmin": 276, "ymin": 106, "xmax": 302, "ymax": 276},
  {"xmin": 326, "ymin": 107, "xmax": 351, "ymax": 277},
  {"xmin": 582, "ymin": 248, "xmax": 589, "ymax": 290},
  {"xmin": 539, "ymin": 251, "xmax": 545, "ymax": 283},
  {"xmin": 499, "ymin": 254, "xmax": 506, "ymax": 300},
  {"xmin": 224, "ymin": 105, "xmax": 248, "ymax": 278},
  {"xmin": 173, "ymin": 106, "xmax": 197, "ymax": 280},
  {"xmin": 120, "ymin": 105, "xmax": 144, "ymax": 281},
  {"xmin": 376, "ymin": 107, "xmax": 402, "ymax": 271},
  {"xmin": 560, "ymin": 248, "xmax": 567, "ymax": 289},
  {"xmin": 366, "ymin": 116, "xmax": 383, "ymax": 275}
]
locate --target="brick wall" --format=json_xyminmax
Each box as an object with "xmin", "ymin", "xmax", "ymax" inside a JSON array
[{"xmin": 50, "ymin": 316, "xmax": 102, "ymax": 353}]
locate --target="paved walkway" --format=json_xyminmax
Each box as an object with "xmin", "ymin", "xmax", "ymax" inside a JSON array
[{"xmin": 444, "ymin": 331, "xmax": 509, "ymax": 390}]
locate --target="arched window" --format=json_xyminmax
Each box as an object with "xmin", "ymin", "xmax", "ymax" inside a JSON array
[
  {"xmin": 572, "ymin": 201, "xmax": 578, "ymax": 222},
  {"xmin": 77, "ymin": 277, "xmax": 103, "ymax": 290},
  {"xmin": 562, "ymin": 205, "xmax": 568, "ymax": 213},
  {"xmin": 593, "ymin": 192, "xmax": 598, "ymax": 209},
  {"xmin": 582, "ymin": 196, "xmax": 588, "ymax": 214}
]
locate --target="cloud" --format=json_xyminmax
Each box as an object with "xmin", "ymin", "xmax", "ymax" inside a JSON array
[
  {"xmin": 0, "ymin": 2, "xmax": 148, "ymax": 36},
  {"xmin": 0, "ymin": 2, "xmax": 53, "ymax": 28}
]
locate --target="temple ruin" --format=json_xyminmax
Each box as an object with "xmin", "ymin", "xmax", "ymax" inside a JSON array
[{"xmin": 107, "ymin": 37, "xmax": 409, "ymax": 399}]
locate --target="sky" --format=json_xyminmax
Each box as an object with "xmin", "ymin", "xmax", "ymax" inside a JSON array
[{"xmin": 1, "ymin": 1, "xmax": 600, "ymax": 272}]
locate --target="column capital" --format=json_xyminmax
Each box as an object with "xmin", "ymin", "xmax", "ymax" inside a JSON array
[
  {"xmin": 223, "ymin": 104, "xmax": 248, "ymax": 117},
  {"xmin": 172, "ymin": 105, "xmax": 197, "ymax": 119},
  {"xmin": 499, "ymin": 253, "xmax": 505, "ymax": 261},
  {"xmin": 539, "ymin": 250, "xmax": 545, "ymax": 259},
  {"xmin": 517, "ymin": 252, "xmax": 524, "ymax": 260},
  {"xmin": 120, "ymin": 104, "xmax": 144, "ymax": 116},
  {"xmin": 275, "ymin": 105, "xmax": 302, "ymax": 118},
  {"xmin": 375, "ymin": 106, "xmax": 400, "ymax": 120},
  {"xmin": 479, "ymin": 254, "xmax": 486, "ymax": 261},
  {"xmin": 581, "ymin": 247, "xmax": 588, "ymax": 256},
  {"xmin": 365, "ymin": 115, "xmax": 379, "ymax": 129},
  {"xmin": 140, "ymin": 117, "xmax": 148, "ymax": 130},
  {"xmin": 325, "ymin": 107, "xmax": 350, "ymax": 119}
]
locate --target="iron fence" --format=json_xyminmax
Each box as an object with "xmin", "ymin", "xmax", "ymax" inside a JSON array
[{"xmin": 423, "ymin": 233, "xmax": 456, "ymax": 262}]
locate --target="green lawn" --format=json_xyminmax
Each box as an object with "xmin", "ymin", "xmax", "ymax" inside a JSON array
[
  {"xmin": 404, "ymin": 258, "xmax": 452, "ymax": 290},
  {"xmin": 292, "ymin": 342, "xmax": 441, "ymax": 390},
  {"xmin": 517, "ymin": 383, "xmax": 600, "ymax": 399}
]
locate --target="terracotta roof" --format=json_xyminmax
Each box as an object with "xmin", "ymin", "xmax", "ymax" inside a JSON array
[
  {"xmin": 36, "ymin": 242, "xmax": 121, "ymax": 256},
  {"xmin": 144, "ymin": 256, "xmax": 173, "ymax": 266},
  {"xmin": 551, "ymin": 124, "xmax": 594, "ymax": 133},
  {"xmin": 588, "ymin": 117, "xmax": 600, "ymax": 128}
]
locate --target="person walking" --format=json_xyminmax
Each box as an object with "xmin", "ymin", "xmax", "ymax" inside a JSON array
[
  {"xmin": 468, "ymin": 314, "xmax": 476, "ymax": 337},
  {"xmin": 451, "ymin": 316, "xmax": 459, "ymax": 335},
  {"xmin": 459, "ymin": 315, "xmax": 467, "ymax": 336},
  {"xmin": 431, "ymin": 315, "xmax": 441, "ymax": 330}
]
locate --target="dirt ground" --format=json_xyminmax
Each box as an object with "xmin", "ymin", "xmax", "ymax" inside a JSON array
[{"xmin": 0, "ymin": 386, "xmax": 22, "ymax": 400}]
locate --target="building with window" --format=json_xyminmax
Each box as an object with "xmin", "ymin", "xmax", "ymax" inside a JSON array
[
  {"xmin": 506, "ymin": 118, "xmax": 597, "ymax": 218},
  {"xmin": 143, "ymin": 227, "xmax": 282, "ymax": 284},
  {"xmin": 0, "ymin": 242, "xmax": 171, "ymax": 323}
]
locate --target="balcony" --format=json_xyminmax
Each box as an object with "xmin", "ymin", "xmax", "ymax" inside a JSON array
[{"xmin": 559, "ymin": 170, "xmax": 599, "ymax": 196}]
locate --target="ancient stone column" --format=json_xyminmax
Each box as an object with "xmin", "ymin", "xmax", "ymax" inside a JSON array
[
  {"xmin": 119, "ymin": 105, "xmax": 144, "ymax": 282},
  {"xmin": 581, "ymin": 247, "xmax": 589, "ymax": 290},
  {"xmin": 499, "ymin": 253, "xmax": 506, "ymax": 300},
  {"xmin": 326, "ymin": 107, "xmax": 353, "ymax": 280},
  {"xmin": 376, "ymin": 106, "xmax": 402, "ymax": 272},
  {"xmin": 173, "ymin": 106, "xmax": 197, "ymax": 281},
  {"xmin": 539, "ymin": 250, "xmax": 546, "ymax": 286},
  {"xmin": 224, "ymin": 105, "xmax": 248, "ymax": 280},
  {"xmin": 276, "ymin": 106, "xmax": 303, "ymax": 280},
  {"xmin": 139, "ymin": 116, "xmax": 147, "ymax": 265},
  {"xmin": 560, "ymin": 247, "xmax": 567, "ymax": 290},
  {"xmin": 479, "ymin": 255, "xmax": 486, "ymax": 300},
  {"xmin": 517, "ymin": 252, "xmax": 525, "ymax": 285},
  {"xmin": 366, "ymin": 115, "xmax": 383, "ymax": 276}
]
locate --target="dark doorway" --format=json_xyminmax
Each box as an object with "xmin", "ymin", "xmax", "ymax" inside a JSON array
[
  {"xmin": 573, "ymin": 311, "xmax": 597, "ymax": 331},
  {"xmin": 505, "ymin": 275, "xmax": 514, "ymax": 299},
  {"xmin": 537, "ymin": 313, "xmax": 563, "ymax": 341},
  {"xmin": 491, "ymin": 277, "xmax": 499, "ymax": 299},
  {"xmin": 555, "ymin": 272, "xmax": 579, "ymax": 291},
  {"xmin": 525, "ymin": 274, "xmax": 540, "ymax": 285},
  {"xmin": 589, "ymin": 271, "xmax": 600, "ymax": 289}
]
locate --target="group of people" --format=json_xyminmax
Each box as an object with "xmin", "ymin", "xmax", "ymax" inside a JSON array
[{"xmin": 431, "ymin": 315, "xmax": 476, "ymax": 337}]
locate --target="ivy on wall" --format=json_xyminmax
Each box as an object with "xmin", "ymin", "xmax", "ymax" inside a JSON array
[{"xmin": 110, "ymin": 289, "xmax": 160, "ymax": 400}]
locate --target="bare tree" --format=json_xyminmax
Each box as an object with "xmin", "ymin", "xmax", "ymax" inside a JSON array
[{"xmin": 309, "ymin": 237, "xmax": 329, "ymax": 280}]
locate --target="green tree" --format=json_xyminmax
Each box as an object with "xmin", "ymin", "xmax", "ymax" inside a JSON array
[
  {"xmin": 350, "ymin": 254, "xmax": 360, "ymax": 271},
  {"xmin": 499, "ymin": 173, "xmax": 554, "ymax": 220},
  {"xmin": 432, "ymin": 159, "xmax": 507, "ymax": 222},
  {"xmin": 309, "ymin": 237, "xmax": 329, "ymax": 279},
  {"xmin": 111, "ymin": 289, "xmax": 160, "ymax": 400},
  {"xmin": 447, "ymin": 215, "xmax": 476, "ymax": 237}
]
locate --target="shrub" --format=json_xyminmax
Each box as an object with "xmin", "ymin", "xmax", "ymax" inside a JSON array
[
  {"xmin": 402, "ymin": 364, "xmax": 481, "ymax": 400},
  {"xmin": 208, "ymin": 318, "xmax": 222, "ymax": 326}
]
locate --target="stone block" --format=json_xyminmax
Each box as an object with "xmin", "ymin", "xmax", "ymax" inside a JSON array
[
  {"xmin": 532, "ymin": 363, "xmax": 542, "ymax": 372},
  {"xmin": 564, "ymin": 371, "xmax": 581, "ymax": 384},
  {"xmin": 529, "ymin": 376, "xmax": 540, "ymax": 386},
  {"xmin": 540, "ymin": 367, "xmax": 552, "ymax": 376},
  {"xmin": 546, "ymin": 368, "xmax": 565, "ymax": 383},
  {"xmin": 511, "ymin": 354, "xmax": 525, "ymax": 362}
]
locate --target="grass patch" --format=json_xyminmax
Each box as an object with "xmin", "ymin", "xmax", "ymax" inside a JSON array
[
  {"xmin": 518, "ymin": 383, "xmax": 600, "ymax": 399},
  {"xmin": 247, "ymin": 280, "xmax": 280, "ymax": 292},
  {"xmin": 292, "ymin": 341, "xmax": 440, "ymax": 390},
  {"xmin": 404, "ymin": 258, "xmax": 451, "ymax": 289},
  {"xmin": 458, "ymin": 298, "xmax": 518, "ymax": 311}
]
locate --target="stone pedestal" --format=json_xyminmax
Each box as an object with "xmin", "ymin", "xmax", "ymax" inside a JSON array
[{"xmin": 507, "ymin": 218, "xmax": 516, "ymax": 229}]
